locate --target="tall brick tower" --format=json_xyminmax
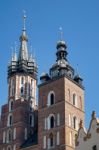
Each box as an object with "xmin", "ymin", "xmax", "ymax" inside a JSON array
[
  {"xmin": 0, "ymin": 15, "xmax": 38, "ymax": 150},
  {"xmin": 38, "ymin": 31, "xmax": 85, "ymax": 150}
]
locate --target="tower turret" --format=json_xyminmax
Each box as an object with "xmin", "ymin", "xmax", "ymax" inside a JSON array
[
  {"xmin": 50, "ymin": 29, "xmax": 74, "ymax": 79},
  {"xmin": 8, "ymin": 14, "xmax": 38, "ymax": 105}
]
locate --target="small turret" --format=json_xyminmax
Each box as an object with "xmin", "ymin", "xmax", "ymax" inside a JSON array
[{"xmin": 50, "ymin": 28, "xmax": 74, "ymax": 79}]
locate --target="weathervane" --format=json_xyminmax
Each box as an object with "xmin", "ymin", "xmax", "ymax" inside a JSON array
[{"xmin": 59, "ymin": 27, "xmax": 63, "ymax": 40}]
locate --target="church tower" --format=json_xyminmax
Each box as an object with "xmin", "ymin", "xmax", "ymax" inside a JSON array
[
  {"xmin": 0, "ymin": 15, "xmax": 38, "ymax": 150},
  {"xmin": 38, "ymin": 31, "xmax": 85, "ymax": 150}
]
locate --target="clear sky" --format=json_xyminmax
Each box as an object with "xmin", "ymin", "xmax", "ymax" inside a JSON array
[{"xmin": 0, "ymin": 0, "xmax": 99, "ymax": 128}]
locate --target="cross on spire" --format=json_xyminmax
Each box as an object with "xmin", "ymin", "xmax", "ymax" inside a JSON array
[
  {"xmin": 59, "ymin": 27, "xmax": 63, "ymax": 40},
  {"xmin": 23, "ymin": 10, "xmax": 26, "ymax": 30}
]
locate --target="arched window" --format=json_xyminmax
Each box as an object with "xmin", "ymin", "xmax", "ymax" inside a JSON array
[
  {"xmin": 7, "ymin": 146, "xmax": 12, "ymax": 150},
  {"xmin": 50, "ymin": 93, "xmax": 54, "ymax": 105},
  {"xmin": 73, "ymin": 116, "xmax": 78, "ymax": 130},
  {"xmin": 7, "ymin": 114, "xmax": 13, "ymax": 126},
  {"xmin": 21, "ymin": 77, "xmax": 24, "ymax": 85},
  {"xmin": 73, "ymin": 93, "xmax": 77, "ymax": 107},
  {"xmin": 50, "ymin": 116, "xmax": 55, "ymax": 128},
  {"xmin": 49, "ymin": 133, "xmax": 54, "ymax": 148},
  {"xmin": 7, "ymin": 129, "xmax": 12, "ymax": 143},
  {"xmin": 93, "ymin": 145, "xmax": 97, "ymax": 150},
  {"xmin": 20, "ymin": 87, "xmax": 24, "ymax": 96},
  {"xmin": 29, "ymin": 114, "xmax": 34, "ymax": 127},
  {"xmin": 48, "ymin": 91, "xmax": 55, "ymax": 106}
]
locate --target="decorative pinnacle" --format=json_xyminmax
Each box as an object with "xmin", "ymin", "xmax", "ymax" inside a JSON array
[
  {"xmin": 59, "ymin": 27, "xmax": 63, "ymax": 40},
  {"xmin": 92, "ymin": 111, "xmax": 96, "ymax": 119},
  {"xmin": 23, "ymin": 10, "xmax": 26, "ymax": 30},
  {"xmin": 76, "ymin": 64, "xmax": 79, "ymax": 75}
]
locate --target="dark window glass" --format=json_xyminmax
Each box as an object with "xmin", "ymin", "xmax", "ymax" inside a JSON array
[
  {"xmin": 21, "ymin": 87, "xmax": 24, "ymax": 96},
  {"xmin": 93, "ymin": 145, "xmax": 97, "ymax": 150},
  {"xmin": 50, "ymin": 116, "xmax": 54, "ymax": 128},
  {"xmin": 9, "ymin": 115, "xmax": 12, "ymax": 126},
  {"xmin": 73, "ymin": 117, "xmax": 76, "ymax": 129},
  {"xmin": 21, "ymin": 77, "xmax": 24, "ymax": 84},
  {"xmin": 49, "ymin": 133, "xmax": 54, "ymax": 147},
  {"xmin": 73, "ymin": 94, "xmax": 76, "ymax": 105},
  {"xmin": 11, "ymin": 101, "xmax": 13, "ymax": 111},
  {"xmin": 50, "ymin": 93, "xmax": 54, "ymax": 105}
]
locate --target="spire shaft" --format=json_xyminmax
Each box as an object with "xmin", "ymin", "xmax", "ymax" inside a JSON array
[{"xmin": 18, "ymin": 12, "xmax": 29, "ymax": 61}]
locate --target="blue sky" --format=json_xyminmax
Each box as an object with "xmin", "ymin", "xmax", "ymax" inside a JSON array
[{"xmin": 0, "ymin": 0, "xmax": 99, "ymax": 128}]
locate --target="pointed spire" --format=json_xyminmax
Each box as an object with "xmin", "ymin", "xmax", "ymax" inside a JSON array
[
  {"xmin": 18, "ymin": 11, "xmax": 29, "ymax": 61},
  {"xmin": 92, "ymin": 111, "xmax": 96, "ymax": 119}
]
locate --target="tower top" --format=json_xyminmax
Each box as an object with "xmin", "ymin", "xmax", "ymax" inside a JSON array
[{"xmin": 8, "ymin": 15, "xmax": 38, "ymax": 79}]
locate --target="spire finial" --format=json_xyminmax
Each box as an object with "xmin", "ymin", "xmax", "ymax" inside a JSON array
[
  {"xmin": 59, "ymin": 27, "xmax": 63, "ymax": 40},
  {"xmin": 23, "ymin": 10, "xmax": 26, "ymax": 30}
]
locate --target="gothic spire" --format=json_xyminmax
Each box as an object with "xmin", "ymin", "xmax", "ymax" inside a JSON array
[{"xmin": 18, "ymin": 13, "xmax": 29, "ymax": 61}]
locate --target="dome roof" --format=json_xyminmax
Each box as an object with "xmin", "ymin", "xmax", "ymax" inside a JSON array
[{"xmin": 56, "ymin": 40, "xmax": 67, "ymax": 49}]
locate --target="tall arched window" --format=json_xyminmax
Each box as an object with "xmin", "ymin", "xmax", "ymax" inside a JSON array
[
  {"xmin": 49, "ymin": 133, "xmax": 54, "ymax": 148},
  {"xmin": 50, "ymin": 116, "xmax": 54, "ymax": 128},
  {"xmin": 47, "ymin": 114, "xmax": 55, "ymax": 129},
  {"xmin": 73, "ymin": 93, "xmax": 77, "ymax": 107},
  {"xmin": 21, "ymin": 87, "xmax": 24, "ymax": 96},
  {"xmin": 50, "ymin": 93, "xmax": 54, "ymax": 105},
  {"xmin": 21, "ymin": 77, "xmax": 24, "ymax": 85},
  {"xmin": 7, "ymin": 114, "xmax": 13, "ymax": 126},
  {"xmin": 29, "ymin": 114, "xmax": 34, "ymax": 127},
  {"xmin": 20, "ymin": 77, "xmax": 24, "ymax": 97},
  {"xmin": 7, "ymin": 146, "xmax": 12, "ymax": 150},
  {"xmin": 73, "ymin": 116, "xmax": 78, "ymax": 130},
  {"xmin": 48, "ymin": 91, "xmax": 55, "ymax": 106},
  {"xmin": 7, "ymin": 129, "xmax": 12, "ymax": 143}
]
